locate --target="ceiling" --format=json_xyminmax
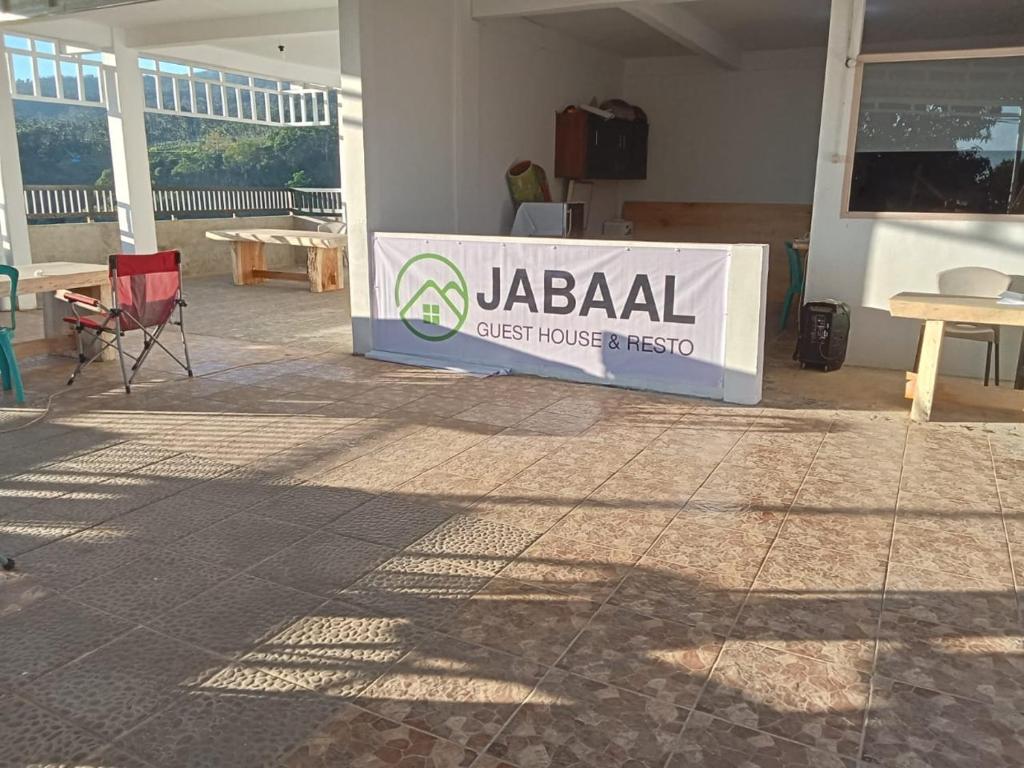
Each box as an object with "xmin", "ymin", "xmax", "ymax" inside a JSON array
[
  {"xmin": 523, "ymin": 0, "xmax": 830, "ymax": 59},
  {"xmin": 521, "ymin": 8, "xmax": 693, "ymax": 58},
  {"xmin": 5, "ymin": 0, "xmax": 1022, "ymax": 69},
  {"xmin": 522, "ymin": 0, "xmax": 1024, "ymax": 59},
  {"xmin": 42, "ymin": 0, "xmax": 332, "ymax": 26}
]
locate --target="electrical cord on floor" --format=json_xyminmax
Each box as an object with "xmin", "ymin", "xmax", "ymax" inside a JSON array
[{"xmin": 0, "ymin": 349, "xmax": 332, "ymax": 436}]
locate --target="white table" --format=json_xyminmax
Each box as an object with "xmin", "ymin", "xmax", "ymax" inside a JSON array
[
  {"xmin": 889, "ymin": 292, "xmax": 1024, "ymax": 422},
  {"xmin": 205, "ymin": 228, "xmax": 346, "ymax": 293}
]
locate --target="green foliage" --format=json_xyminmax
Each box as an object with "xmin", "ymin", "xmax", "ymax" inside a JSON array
[
  {"xmin": 14, "ymin": 101, "xmax": 340, "ymax": 189},
  {"xmin": 14, "ymin": 102, "xmax": 112, "ymax": 185}
]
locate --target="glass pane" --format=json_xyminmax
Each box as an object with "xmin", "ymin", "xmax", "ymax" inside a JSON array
[
  {"xmin": 225, "ymin": 86, "xmax": 238, "ymax": 117},
  {"xmin": 210, "ymin": 85, "xmax": 224, "ymax": 116},
  {"xmin": 158, "ymin": 75, "xmax": 175, "ymax": 109},
  {"xmin": 34, "ymin": 39, "xmax": 55, "ymax": 54},
  {"xmin": 11, "ymin": 54, "xmax": 34, "ymax": 96},
  {"xmin": 194, "ymin": 82, "xmax": 209, "ymax": 114},
  {"xmin": 158, "ymin": 60, "xmax": 188, "ymax": 75},
  {"xmin": 3, "ymin": 35, "xmax": 31, "ymax": 51},
  {"xmin": 253, "ymin": 76, "xmax": 276, "ymax": 89},
  {"xmin": 224, "ymin": 72, "xmax": 248, "ymax": 86},
  {"xmin": 177, "ymin": 79, "xmax": 191, "ymax": 112},
  {"xmin": 36, "ymin": 57, "xmax": 57, "ymax": 97},
  {"xmin": 142, "ymin": 72, "xmax": 158, "ymax": 108},
  {"xmin": 80, "ymin": 52, "xmax": 102, "ymax": 62},
  {"xmin": 82, "ymin": 64, "xmax": 101, "ymax": 101},
  {"xmin": 61, "ymin": 61, "xmax": 79, "ymax": 100},
  {"xmin": 139, "ymin": 57, "xmax": 157, "ymax": 71},
  {"xmin": 239, "ymin": 90, "xmax": 253, "ymax": 120},
  {"xmin": 254, "ymin": 92, "xmax": 267, "ymax": 121},
  {"xmin": 851, "ymin": 56, "xmax": 1024, "ymax": 215},
  {"xmin": 194, "ymin": 67, "xmax": 219, "ymax": 81}
]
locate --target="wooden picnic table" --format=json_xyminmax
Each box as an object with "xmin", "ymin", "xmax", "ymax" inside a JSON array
[
  {"xmin": 0, "ymin": 261, "xmax": 115, "ymax": 360},
  {"xmin": 889, "ymin": 292, "xmax": 1024, "ymax": 422},
  {"xmin": 205, "ymin": 228, "xmax": 346, "ymax": 293}
]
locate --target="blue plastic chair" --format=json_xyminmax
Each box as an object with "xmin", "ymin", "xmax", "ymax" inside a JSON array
[
  {"xmin": 0, "ymin": 264, "xmax": 25, "ymax": 404},
  {"xmin": 780, "ymin": 241, "xmax": 805, "ymax": 331}
]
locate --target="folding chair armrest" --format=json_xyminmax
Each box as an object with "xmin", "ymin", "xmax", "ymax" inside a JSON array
[{"xmin": 55, "ymin": 290, "xmax": 103, "ymax": 309}]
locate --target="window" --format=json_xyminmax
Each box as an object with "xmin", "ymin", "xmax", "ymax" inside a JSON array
[
  {"xmin": 423, "ymin": 304, "xmax": 441, "ymax": 325},
  {"xmin": 138, "ymin": 56, "xmax": 333, "ymax": 128},
  {"xmin": 2, "ymin": 33, "xmax": 105, "ymax": 105},
  {"xmin": 849, "ymin": 53, "xmax": 1024, "ymax": 216}
]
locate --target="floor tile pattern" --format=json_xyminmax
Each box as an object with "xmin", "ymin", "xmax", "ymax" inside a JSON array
[{"xmin": 2, "ymin": 278, "xmax": 1023, "ymax": 767}]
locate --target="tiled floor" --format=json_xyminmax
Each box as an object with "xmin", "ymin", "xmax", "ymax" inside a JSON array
[{"xmin": 2, "ymin": 277, "xmax": 1023, "ymax": 767}]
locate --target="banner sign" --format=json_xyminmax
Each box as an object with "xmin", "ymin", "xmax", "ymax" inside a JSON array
[{"xmin": 371, "ymin": 234, "xmax": 732, "ymax": 398}]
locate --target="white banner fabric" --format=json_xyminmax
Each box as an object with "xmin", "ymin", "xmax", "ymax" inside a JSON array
[{"xmin": 371, "ymin": 234, "xmax": 731, "ymax": 398}]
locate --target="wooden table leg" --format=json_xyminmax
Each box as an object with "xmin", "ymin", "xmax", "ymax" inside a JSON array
[
  {"xmin": 1015, "ymin": 329, "xmax": 1024, "ymax": 390},
  {"xmin": 911, "ymin": 319, "xmax": 944, "ymax": 423},
  {"xmin": 41, "ymin": 291, "xmax": 77, "ymax": 357},
  {"xmin": 79, "ymin": 282, "xmax": 117, "ymax": 362},
  {"xmin": 307, "ymin": 246, "xmax": 341, "ymax": 293},
  {"xmin": 39, "ymin": 282, "xmax": 116, "ymax": 362},
  {"xmin": 231, "ymin": 242, "xmax": 266, "ymax": 286}
]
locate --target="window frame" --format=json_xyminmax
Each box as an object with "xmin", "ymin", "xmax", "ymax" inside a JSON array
[{"xmin": 842, "ymin": 45, "xmax": 1024, "ymax": 221}]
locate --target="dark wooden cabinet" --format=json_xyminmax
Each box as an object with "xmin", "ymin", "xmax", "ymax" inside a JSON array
[{"xmin": 555, "ymin": 109, "xmax": 648, "ymax": 180}]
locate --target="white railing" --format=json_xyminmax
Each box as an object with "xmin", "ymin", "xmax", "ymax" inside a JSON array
[
  {"xmin": 24, "ymin": 185, "xmax": 344, "ymax": 222},
  {"xmin": 24, "ymin": 185, "xmax": 116, "ymax": 221}
]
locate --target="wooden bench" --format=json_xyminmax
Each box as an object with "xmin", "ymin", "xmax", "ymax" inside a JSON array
[{"xmin": 205, "ymin": 228, "xmax": 346, "ymax": 293}]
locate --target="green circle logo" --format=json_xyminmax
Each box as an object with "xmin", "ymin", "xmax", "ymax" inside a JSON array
[{"xmin": 395, "ymin": 253, "xmax": 469, "ymax": 341}]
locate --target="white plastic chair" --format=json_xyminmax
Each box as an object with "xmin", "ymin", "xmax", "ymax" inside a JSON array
[{"xmin": 915, "ymin": 267, "xmax": 1011, "ymax": 386}]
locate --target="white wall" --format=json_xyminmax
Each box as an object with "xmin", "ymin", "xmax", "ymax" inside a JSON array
[
  {"xmin": 354, "ymin": 1, "xmax": 624, "ymax": 239},
  {"xmin": 464, "ymin": 18, "xmax": 624, "ymax": 236},
  {"xmin": 357, "ymin": 0, "xmax": 459, "ymax": 237},
  {"xmin": 621, "ymin": 49, "xmax": 827, "ymax": 205},
  {"xmin": 342, "ymin": 0, "xmax": 625, "ymax": 353},
  {"xmin": 807, "ymin": 0, "xmax": 1024, "ymax": 380}
]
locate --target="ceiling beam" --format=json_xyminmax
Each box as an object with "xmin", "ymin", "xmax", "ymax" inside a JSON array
[
  {"xmin": 471, "ymin": 0, "xmax": 690, "ymax": 20},
  {"xmin": 124, "ymin": 8, "xmax": 338, "ymax": 49},
  {"xmin": 622, "ymin": 2, "xmax": 741, "ymax": 69}
]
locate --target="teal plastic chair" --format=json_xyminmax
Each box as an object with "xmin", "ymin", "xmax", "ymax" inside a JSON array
[
  {"xmin": 780, "ymin": 241, "xmax": 805, "ymax": 331},
  {"xmin": 0, "ymin": 264, "xmax": 25, "ymax": 404}
]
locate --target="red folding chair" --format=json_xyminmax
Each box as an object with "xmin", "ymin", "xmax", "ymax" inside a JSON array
[{"xmin": 58, "ymin": 251, "xmax": 193, "ymax": 394}]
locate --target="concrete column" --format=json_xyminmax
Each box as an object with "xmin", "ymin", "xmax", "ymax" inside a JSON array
[
  {"xmin": 338, "ymin": 0, "xmax": 373, "ymax": 354},
  {"xmin": 805, "ymin": 0, "xmax": 865, "ymax": 296},
  {"xmin": 0, "ymin": 37, "xmax": 36, "ymax": 309},
  {"xmin": 102, "ymin": 31, "xmax": 158, "ymax": 254}
]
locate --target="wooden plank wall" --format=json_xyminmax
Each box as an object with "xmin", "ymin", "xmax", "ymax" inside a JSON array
[{"xmin": 622, "ymin": 201, "xmax": 813, "ymax": 305}]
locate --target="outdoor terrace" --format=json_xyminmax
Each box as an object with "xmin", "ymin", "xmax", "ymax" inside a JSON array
[{"xmin": 2, "ymin": 278, "xmax": 1023, "ymax": 768}]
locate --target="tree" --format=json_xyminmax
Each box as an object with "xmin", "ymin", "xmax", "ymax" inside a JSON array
[{"xmin": 14, "ymin": 101, "xmax": 340, "ymax": 189}]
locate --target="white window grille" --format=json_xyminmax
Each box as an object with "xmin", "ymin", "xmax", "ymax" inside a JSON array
[
  {"xmin": 2, "ymin": 32, "xmax": 105, "ymax": 106},
  {"xmin": 139, "ymin": 57, "xmax": 333, "ymax": 127}
]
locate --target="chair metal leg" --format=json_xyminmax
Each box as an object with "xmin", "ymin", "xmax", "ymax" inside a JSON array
[
  {"xmin": 985, "ymin": 342, "xmax": 993, "ymax": 387},
  {"xmin": 995, "ymin": 341, "xmax": 1000, "ymax": 387},
  {"xmin": 177, "ymin": 303, "xmax": 194, "ymax": 377},
  {"xmin": 112, "ymin": 318, "xmax": 132, "ymax": 394}
]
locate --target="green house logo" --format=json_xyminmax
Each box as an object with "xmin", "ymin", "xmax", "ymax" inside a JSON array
[{"xmin": 395, "ymin": 253, "xmax": 469, "ymax": 341}]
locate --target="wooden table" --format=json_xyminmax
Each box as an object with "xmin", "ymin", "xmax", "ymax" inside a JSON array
[
  {"xmin": 889, "ymin": 292, "xmax": 1024, "ymax": 422},
  {"xmin": 0, "ymin": 261, "xmax": 115, "ymax": 360},
  {"xmin": 205, "ymin": 228, "xmax": 346, "ymax": 293}
]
